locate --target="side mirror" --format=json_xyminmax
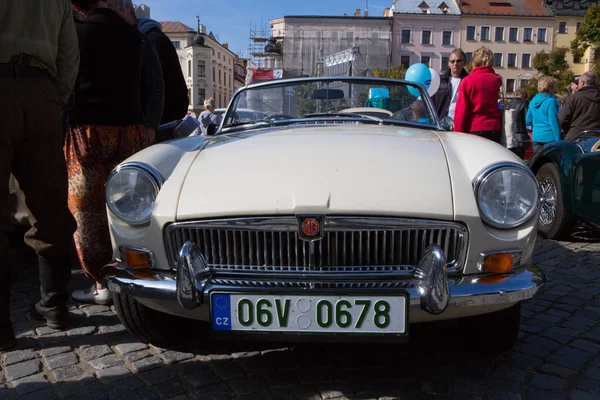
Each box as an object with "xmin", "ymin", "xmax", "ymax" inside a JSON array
[{"xmin": 441, "ymin": 116, "xmax": 454, "ymax": 131}]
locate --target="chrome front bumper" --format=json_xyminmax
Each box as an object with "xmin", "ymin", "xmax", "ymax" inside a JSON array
[{"xmin": 104, "ymin": 242, "xmax": 546, "ymax": 321}]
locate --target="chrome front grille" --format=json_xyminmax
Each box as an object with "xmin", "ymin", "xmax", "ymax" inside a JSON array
[{"xmin": 165, "ymin": 217, "xmax": 468, "ymax": 274}]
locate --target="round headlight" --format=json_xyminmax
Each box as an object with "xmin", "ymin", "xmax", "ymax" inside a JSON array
[
  {"xmin": 105, "ymin": 163, "xmax": 162, "ymax": 225},
  {"xmin": 475, "ymin": 163, "xmax": 539, "ymax": 229}
]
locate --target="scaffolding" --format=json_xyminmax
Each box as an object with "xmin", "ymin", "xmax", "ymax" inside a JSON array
[{"xmin": 248, "ymin": 23, "xmax": 270, "ymax": 67}]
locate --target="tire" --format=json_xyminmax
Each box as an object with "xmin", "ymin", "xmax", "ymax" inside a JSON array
[
  {"xmin": 113, "ymin": 293, "xmax": 205, "ymax": 347},
  {"xmin": 459, "ymin": 303, "xmax": 521, "ymax": 353},
  {"xmin": 536, "ymin": 163, "xmax": 576, "ymax": 240}
]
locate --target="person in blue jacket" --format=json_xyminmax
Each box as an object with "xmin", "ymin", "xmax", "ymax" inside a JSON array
[{"xmin": 526, "ymin": 76, "xmax": 561, "ymax": 154}]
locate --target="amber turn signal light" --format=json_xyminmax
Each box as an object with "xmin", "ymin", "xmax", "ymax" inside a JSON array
[
  {"xmin": 480, "ymin": 253, "xmax": 514, "ymax": 274},
  {"xmin": 124, "ymin": 249, "xmax": 153, "ymax": 269}
]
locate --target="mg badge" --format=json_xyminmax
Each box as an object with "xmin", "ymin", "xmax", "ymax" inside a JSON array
[{"xmin": 297, "ymin": 215, "xmax": 325, "ymax": 241}]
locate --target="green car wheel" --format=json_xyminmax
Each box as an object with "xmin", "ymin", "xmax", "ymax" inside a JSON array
[{"xmin": 536, "ymin": 163, "xmax": 575, "ymax": 240}]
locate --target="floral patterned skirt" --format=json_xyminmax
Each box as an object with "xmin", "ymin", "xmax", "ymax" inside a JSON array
[{"xmin": 64, "ymin": 124, "xmax": 151, "ymax": 282}]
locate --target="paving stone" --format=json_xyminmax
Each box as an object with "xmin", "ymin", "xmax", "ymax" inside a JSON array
[
  {"xmin": 95, "ymin": 366, "xmax": 131, "ymax": 382},
  {"xmin": 98, "ymin": 323, "xmax": 126, "ymax": 335},
  {"xmin": 488, "ymin": 394, "xmax": 522, "ymax": 400},
  {"xmin": 88, "ymin": 354, "xmax": 124, "ymax": 370},
  {"xmin": 182, "ymin": 369, "xmax": 222, "ymax": 388},
  {"xmin": 229, "ymin": 375, "xmax": 266, "ymax": 395},
  {"xmin": 123, "ymin": 349, "xmax": 152, "ymax": 363},
  {"xmin": 129, "ymin": 356, "xmax": 163, "ymax": 373},
  {"xmin": 114, "ymin": 342, "xmax": 148, "ymax": 355},
  {"xmin": 41, "ymin": 346, "xmax": 72, "ymax": 357},
  {"xmin": 571, "ymin": 390, "xmax": 600, "ymax": 400},
  {"xmin": 54, "ymin": 373, "xmax": 96, "ymax": 398},
  {"xmin": 4, "ymin": 359, "xmax": 42, "ymax": 381},
  {"xmin": 539, "ymin": 364, "xmax": 578, "ymax": 378},
  {"xmin": 212, "ymin": 361, "xmax": 246, "ymax": 381},
  {"xmin": 526, "ymin": 387, "xmax": 567, "ymax": 400},
  {"xmin": 153, "ymin": 377, "xmax": 187, "ymax": 398},
  {"xmin": 82, "ymin": 305, "xmax": 112, "ymax": 315},
  {"xmin": 138, "ymin": 366, "xmax": 177, "ymax": 385},
  {"xmin": 1, "ymin": 350, "xmax": 39, "ymax": 366},
  {"xmin": 570, "ymin": 339, "xmax": 600, "ymax": 355},
  {"xmin": 172, "ymin": 358, "xmax": 211, "ymax": 376},
  {"xmin": 67, "ymin": 326, "xmax": 97, "ymax": 337},
  {"xmin": 577, "ymin": 377, "xmax": 600, "ymax": 394},
  {"xmin": 528, "ymin": 373, "xmax": 567, "ymax": 391},
  {"xmin": 159, "ymin": 350, "xmax": 195, "ymax": 364},
  {"xmin": 51, "ymin": 365, "xmax": 84, "ymax": 380},
  {"xmin": 189, "ymin": 383, "xmax": 236, "ymax": 400},
  {"xmin": 18, "ymin": 386, "xmax": 57, "ymax": 400},
  {"xmin": 541, "ymin": 326, "xmax": 579, "ymax": 344},
  {"xmin": 13, "ymin": 373, "xmax": 50, "ymax": 395},
  {"xmin": 548, "ymin": 347, "xmax": 592, "ymax": 371},
  {"xmin": 80, "ymin": 344, "xmax": 113, "ymax": 361},
  {"xmin": 45, "ymin": 352, "xmax": 79, "ymax": 370}
]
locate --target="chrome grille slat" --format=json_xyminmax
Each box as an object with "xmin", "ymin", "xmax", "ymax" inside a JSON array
[{"xmin": 165, "ymin": 217, "xmax": 468, "ymax": 274}]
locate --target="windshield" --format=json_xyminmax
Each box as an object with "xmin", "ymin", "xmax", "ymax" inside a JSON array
[{"xmin": 221, "ymin": 77, "xmax": 438, "ymax": 131}]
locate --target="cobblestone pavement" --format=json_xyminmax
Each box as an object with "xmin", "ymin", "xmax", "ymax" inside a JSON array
[{"xmin": 2, "ymin": 234, "xmax": 600, "ymax": 400}]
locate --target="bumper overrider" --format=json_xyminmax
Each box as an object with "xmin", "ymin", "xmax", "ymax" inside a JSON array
[{"xmin": 103, "ymin": 242, "xmax": 546, "ymax": 325}]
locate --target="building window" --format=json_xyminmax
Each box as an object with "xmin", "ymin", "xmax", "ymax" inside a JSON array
[
  {"xmin": 187, "ymin": 60, "xmax": 191, "ymax": 77},
  {"xmin": 574, "ymin": 55, "xmax": 582, "ymax": 63},
  {"xmin": 522, "ymin": 53, "xmax": 531, "ymax": 68},
  {"xmin": 401, "ymin": 29, "xmax": 411, "ymax": 44},
  {"xmin": 442, "ymin": 31, "xmax": 452, "ymax": 45},
  {"xmin": 558, "ymin": 21, "xmax": 567, "ymax": 33},
  {"xmin": 213, "ymin": 67, "xmax": 215, "ymax": 81},
  {"xmin": 520, "ymin": 79, "xmax": 529, "ymax": 88},
  {"xmin": 495, "ymin": 27, "xmax": 504, "ymax": 41},
  {"xmin": 466, "ymin": 52, "xmax": 473, "ymax": 64},
  {"xmin": 172, "ymin": 41, "xmax": 181, "ymax": 48},
  {"xmin": 576, "ymin": 22, "xmax": 581, "ymax": 32},
  {"xmin": 188, "ymin": 88, "xmax": 191, "ymax": 105},
  {"xmin": 421, "ymin": 55, "xmax": 430, "ymax": 67},
  {"xmin": 467, "ymin": 26, "xmax": 476, "ymax": 41},
  {"xmin": 400, "ymin": 55, "xmax": 411, "ymax": 69},
  {"xmin": 481, "ymin": 26, "xmax": 490, "ymax": 41},
  {"xmin": 493, "ymin": 53, "xmax": 503, "ymax": 67},
  {"xmin": 509, "ymin": 27, "xmax": 518, "ymax": 41},
  {"xmin": 507, "ymin": 53, "xmax": 517, "ymax": 67},
  {"xmin": 198, "ymin": 60, "xmax": 205, "ymax": 76},
  {"xmin": 422, "ymin": 30, "xmax": 432, "ymax": 45},
  {"xmin": 523, "ymin": 28, "xmax": 533, "ymax": 42},
  {"xmin": 537, "ymin": 28, "xmax": 547, "ymax": 42},
  {"xmin": 219, "ymin": 70, "xmax": 221, "ymax": 84},
  {"xmin": 441, "ymin": 56, "xmax": 449, "ymax": 71},
  {"xmin": 197, "ymin": 88, "xmax": 205, "ymax": 105},
  {"xmin": 506, "ymin": 79, "xmax": 515, "ymax": 93}
]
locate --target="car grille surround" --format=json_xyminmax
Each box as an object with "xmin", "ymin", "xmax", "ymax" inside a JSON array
[{"xmin": 165, "ymin": 217, "xmax": 468, "ymax": 276}]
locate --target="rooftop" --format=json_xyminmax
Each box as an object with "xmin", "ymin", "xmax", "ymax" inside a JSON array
[
  {"xmin": 459, "ymin": 0, "xmax": 552, "ymax": 16},
  {"xmin": 160, "ymin": 22, "xmax": 195, "ymax": 33}
]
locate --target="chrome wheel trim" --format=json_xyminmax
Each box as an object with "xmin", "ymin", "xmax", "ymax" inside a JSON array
[{"xmin": 539, "ymin": 178, "xmax": 557, "ymax": 227}]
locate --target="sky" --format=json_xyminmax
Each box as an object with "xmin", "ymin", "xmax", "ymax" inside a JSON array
[{"xmin": 138, "ymin": 0, "xmax": 391, "ymax": 58}]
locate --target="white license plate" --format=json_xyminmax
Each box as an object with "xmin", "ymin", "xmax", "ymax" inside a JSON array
[{"xmin": 210, "ymin": 293, "xmax": 407, "ymax": 334}]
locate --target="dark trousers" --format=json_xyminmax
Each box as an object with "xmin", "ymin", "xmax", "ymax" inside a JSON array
[
  {"xmin": 471, "ymin": 130, "xmax": 502, "ymax": 145},
  {"xmin": 510, "ymin": 147, "xmax": 526, "ymax": 159},
  {"xmin": 0, "ymin": 64, "xmax": 77, "ymax": 334}
]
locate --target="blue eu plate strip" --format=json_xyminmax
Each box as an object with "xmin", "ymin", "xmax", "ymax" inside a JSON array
[{"xmin": 211, "ymin": 294, "xmax": 232, "ymax": 330}]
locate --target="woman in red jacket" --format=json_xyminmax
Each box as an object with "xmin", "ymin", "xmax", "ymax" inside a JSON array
[{"xmin": 453, "ymin": 46, "xmax": 502, "ymax": 143}]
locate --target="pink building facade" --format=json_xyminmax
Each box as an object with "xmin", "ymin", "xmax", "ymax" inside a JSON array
[{"xmin": 390, "ymin": 1, "xmax": 461, "ymax": 74}]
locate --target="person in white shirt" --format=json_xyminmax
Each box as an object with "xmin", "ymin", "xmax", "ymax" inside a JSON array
[
  {"xmin": 431, "ymin": 49, "xmax": 469, "ymax": 119},
  {"xmin": 197, "ymin": 98, "xmax": 222, "ymax": 135}
]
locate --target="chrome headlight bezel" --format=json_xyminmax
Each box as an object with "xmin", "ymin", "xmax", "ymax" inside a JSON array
[
  {"xmin": 105, "ymin": 162, "xmax": 164, "ymax": 226},
  {"xmin": 473, "ymin": 162, "xmax": 539, "ymax": 230}
]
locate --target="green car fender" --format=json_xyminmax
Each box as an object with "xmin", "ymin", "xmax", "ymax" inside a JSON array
[{"xmin": 528, "ymin": 140, "xmax": 585, "ymax": 216}]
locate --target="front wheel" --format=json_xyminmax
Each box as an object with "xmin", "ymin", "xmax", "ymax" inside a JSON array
[
  {"xmin": 458, "ymin": 303, "xmax": 521, "ymax": 353},
  {"xmin": 536, "ymin": 163, "xmax": 575, "ymax": 239},
  {"xmin": 113, "ymin": 294, "xmax": 206, "ymax": 347}
]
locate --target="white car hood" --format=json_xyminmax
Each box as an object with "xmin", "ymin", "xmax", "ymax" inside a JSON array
[{"xmin": 176, "ymin": 125, "xmax": 453, "ymax": 220}]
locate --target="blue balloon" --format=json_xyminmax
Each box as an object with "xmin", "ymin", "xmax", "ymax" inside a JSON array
[{"xmin": 405, "ymin": 63, "xmax": 432, "ymax": 97}]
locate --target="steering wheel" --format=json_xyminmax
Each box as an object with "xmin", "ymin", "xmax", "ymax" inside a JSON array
[
  {"xmin": 592, "ymin": 139, "xmax": 600, "ymax": 152},
  {"xmin": 266, "ymin": 114, "xmax": 294, "ymax": 121}
]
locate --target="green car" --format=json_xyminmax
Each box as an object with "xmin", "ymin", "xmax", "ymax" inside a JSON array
[{"xmin": 529, "ymin": 130, "xmax": 600, "ymax": 239}]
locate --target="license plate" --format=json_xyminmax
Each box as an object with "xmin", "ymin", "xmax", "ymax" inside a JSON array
[{"xmin": 210, "ymin": 293, "xmax": 407, "ymax": 334}]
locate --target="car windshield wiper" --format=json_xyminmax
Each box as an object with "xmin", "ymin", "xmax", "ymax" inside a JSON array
[
  {"xmin": 223, "ymin": 120, "xmax": 273, "ymax": 129},
  {"xmin": 303, "ymin": 112, "xmax": 383, "ymax": 123}
]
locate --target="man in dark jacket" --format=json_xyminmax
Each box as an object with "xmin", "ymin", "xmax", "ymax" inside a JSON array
[
  {"xmin": 0, "ymin": 0, "xmax": 79, "ymax": 350},
  {"xmin": 139, "ymin": 18, "xmax": 189, "ymax": 125},
  {"xmin": 505, "ymin": 88, "xmax": 531, "ymax": 158},
  {"xmin": 431, "ymin": 49, "xmax": 469, "ymax": 119},
  {"xmin": 559, "ymin": 71, "xmax": 600, "ymax": 140}
]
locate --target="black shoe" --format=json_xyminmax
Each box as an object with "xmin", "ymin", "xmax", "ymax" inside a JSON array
[
  {"xmin": 0, "ymin": 328, "xmax": 17, "ymax": 351},
  {"xmin": 30, "ymin": 303, "xmax": 69, "ymax": 330}
]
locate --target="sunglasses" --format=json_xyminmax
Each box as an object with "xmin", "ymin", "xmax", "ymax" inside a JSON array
[{"xmin": 449, "ymin": 59, "xmax": 464, "ymax": 64}]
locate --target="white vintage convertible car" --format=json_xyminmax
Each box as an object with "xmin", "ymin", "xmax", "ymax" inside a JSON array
[{"xmin": 103, "ymin": 77, "xmax": 545, "ymax": 351}]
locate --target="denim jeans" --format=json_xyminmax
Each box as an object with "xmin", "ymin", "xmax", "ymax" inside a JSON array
[{"xmin": 533, "ymin": 142, "xmax": 547, "ymax": 155}]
